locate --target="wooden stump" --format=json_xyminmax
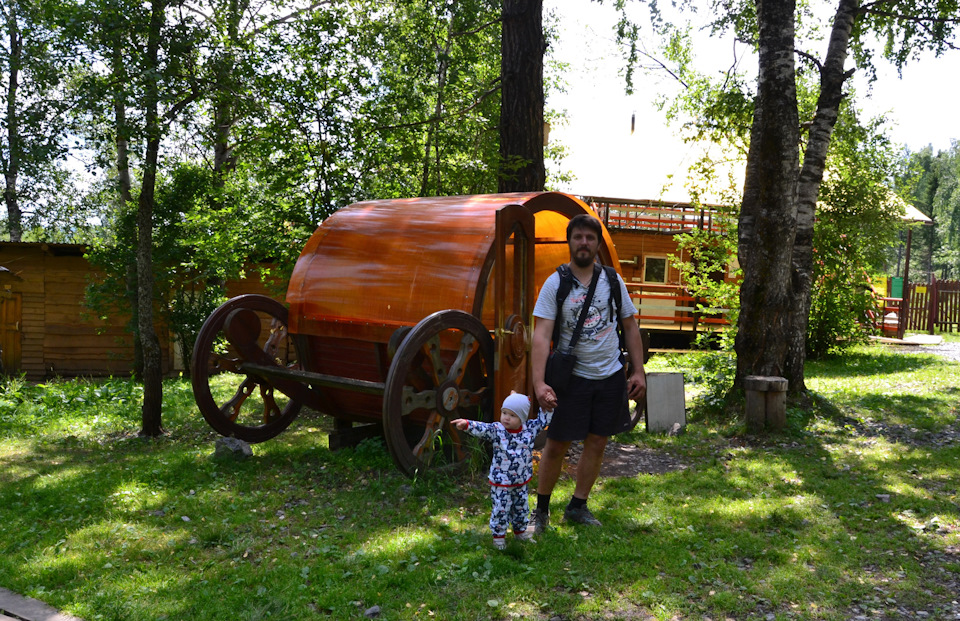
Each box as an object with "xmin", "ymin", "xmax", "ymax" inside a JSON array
[{"xmin": 744, "ymin": 375, "xmax": 788, "ymax": 432}]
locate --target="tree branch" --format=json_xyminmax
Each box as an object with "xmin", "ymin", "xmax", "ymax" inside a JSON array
[
  {"xmin": 860, "ymin": 0, "xmax": 960, "ymax": 25},
  {"xmin": 450, "ymin": 16, "xmax": 502, "ymax": 38},
  {"xmin": 633, "ymin": 48, "xmax": 689, "ymax": 89},
  {"xmin": 162, "ymin": 82, "xmax": 202, "ymax": 126},
  {"xmin": 795, "ymin": 49, "xmax": 823, "ymax": 72},
  {"xmin": 376, "ymin": 80, "xmax": 501, "ymax": 132},
  {"xmin": 253, "ymin": 0, "xmax": 334, "ymax": 35}
]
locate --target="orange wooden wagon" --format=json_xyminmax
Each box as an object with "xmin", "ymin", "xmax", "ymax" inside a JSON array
[{"xmin": 190, "ymin": 192, "xmax": 624, "ymax": 477}]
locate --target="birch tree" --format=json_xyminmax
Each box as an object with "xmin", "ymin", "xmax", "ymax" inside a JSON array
[{"xmin": 615, "ymin": 0, "xmax": 960, "ymax": 392}]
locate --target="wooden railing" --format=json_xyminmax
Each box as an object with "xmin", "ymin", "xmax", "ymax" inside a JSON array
[
  {"xmin": 584, "ymin": 197, "xmax": 730, "ymax": 235},
  {"xmin": 625, "ymin": 282, "xmax": 731, "ymax": 331}
]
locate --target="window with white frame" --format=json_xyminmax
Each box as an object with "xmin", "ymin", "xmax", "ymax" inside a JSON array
[{"xmin": 643, "ymin": 256, "xmax": 668, "ymax": 283}]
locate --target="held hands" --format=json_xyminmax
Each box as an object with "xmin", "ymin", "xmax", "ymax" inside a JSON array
[
  {"xmin": 450, "ymin": 418, "xmax": 470, "ymax": 430},
  {"xmin": 535, "ymin": 381, "xmax": 558, "ymax": 410}
]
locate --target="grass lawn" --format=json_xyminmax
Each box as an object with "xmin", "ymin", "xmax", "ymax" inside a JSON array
[{"xmin": 1, "ymin": 341, "xmax": 958, "ymax": 620}]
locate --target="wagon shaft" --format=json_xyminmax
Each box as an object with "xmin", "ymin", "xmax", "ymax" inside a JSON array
[{"xmin": 239, "ymin": 362, "xmax": 386, "ymax": 396}]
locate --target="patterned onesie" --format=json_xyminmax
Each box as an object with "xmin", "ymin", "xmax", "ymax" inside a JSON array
[{"xmin": 461, "ymin": 409, "xmax": 553, "ymax": 540}]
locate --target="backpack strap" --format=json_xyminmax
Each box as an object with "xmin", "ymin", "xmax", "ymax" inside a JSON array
[
  {"xmin": 551, "ymin": 264, "xmax": 574, "ymax": 348},
  {"xmin": 602, "ymin": 265, "xmax": 626, "ymax": 354}
]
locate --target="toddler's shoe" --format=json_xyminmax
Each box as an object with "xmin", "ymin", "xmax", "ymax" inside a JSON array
[
  {"xmin": 493, "ymin": 537, "xmax": 506, "ymax": 550},
  {"xmin": 515, "ymin": 530, "xmax": 535, "ymax": 543}
]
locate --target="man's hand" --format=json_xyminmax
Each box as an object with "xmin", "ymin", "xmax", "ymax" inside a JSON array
[
  {"xmin": 535, "ymin": 381, "xmax": 558, "ymax": 410},
  {"xmin": 627, "ymin": 370, "xmax": 646, "ymax": 402}
]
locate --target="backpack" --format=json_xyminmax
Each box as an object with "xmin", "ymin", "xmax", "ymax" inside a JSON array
[{"xmin": 551, "ymin": 263, "xmax": 625, "ymax": 357}]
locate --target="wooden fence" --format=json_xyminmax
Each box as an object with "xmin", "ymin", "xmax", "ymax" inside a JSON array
[
  {"xmin": 906, "ymin": 278, "xmax": 960, "ymax": 333},
  {"xmin": 881, "ymin": 278, "xmax": 960, "ymax": 337}
]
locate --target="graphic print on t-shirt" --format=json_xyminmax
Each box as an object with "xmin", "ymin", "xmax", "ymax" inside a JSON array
[{"xmin": 564, "ymin": 291, "xmax": 615, "ymax": 344}]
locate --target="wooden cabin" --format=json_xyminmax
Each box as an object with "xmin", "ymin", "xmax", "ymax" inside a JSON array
[
  {"xmin": 0, "ymin": 242, "xmax": 139, "ymax": 379},
  {"xmin": 581, "ymin": 195, "xmax": 737, "ymax": 344},
  {"xmin": 0, "ymin": 242, "xmax": 280, "ymax": 380}
]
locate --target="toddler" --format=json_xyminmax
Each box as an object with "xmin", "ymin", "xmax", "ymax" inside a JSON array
[{"xmin": 452, "ymin": 393, "xmax": 553, "ymax": 549}]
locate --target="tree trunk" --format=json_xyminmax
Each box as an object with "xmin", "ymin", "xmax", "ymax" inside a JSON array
[
  {"xmin": 498, "ymin": 0, "xmax": 544, "ymax": 192},
  {"xmin": 138, "ymin": 0, "xmax": 165, "ymax": 438},
  {"xmin": 112, "ymin": 40, "xmax": 143, "ymax": 377},
  {"xmin": 784, "ymin": 0, "xmax": 859, "ymax": 390},
  {"xmin": 420, "ymin": 16, "xmax": 453, "ymax": 197},
  {"xmin": 211, "ymin": 0, "xmax": 249, "ymax": 190},
  {"xmin": 734, "ymin": 0, "xmax": 800, "ymax": 384},
  {"xmin": 3, "ymin": 5, "xmax": 22, "ymax": 242}
]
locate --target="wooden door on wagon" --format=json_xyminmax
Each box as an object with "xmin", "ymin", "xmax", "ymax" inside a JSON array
[{"xmin": 493, "ymin": 204, "xmax": 535, "ymax": 410}]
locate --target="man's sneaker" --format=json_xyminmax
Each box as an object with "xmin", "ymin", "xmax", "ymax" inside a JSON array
[
  {"xmin": 493, "ymin": 537, "xmax": 506, "ymax": 550},
  {"xmin": 531, "ymin": 508, "xmax": 550, "ymax": 535},
  {"xmin": 563, "ymin": 504, "xmax": 602, "ymax": 526},
  {"xmin": 515, "ymin": 530, "xmax": 535, "ymax": 543}
]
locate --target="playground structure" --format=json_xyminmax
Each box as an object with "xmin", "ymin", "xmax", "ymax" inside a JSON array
[{"xmin": 190, "ymin": 192, "xmax": 641, "ymax": 477}]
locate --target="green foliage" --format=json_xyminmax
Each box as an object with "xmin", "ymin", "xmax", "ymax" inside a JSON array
[
  {"xmin": 85, "ymin": 163, "xmax": 309, "ymax": 372},
  {"xmin": 897, "ymin": 142, "xmax": 960, "ymax": 280},
  {"xmin": 676, "ymin": 349, "xmax": 738, "ymax": 416},
  {"xmin": 670, "ymin": 186, "xmax": 741, "ymax": 351},
  {"xmin": 0, "ymin": 375, "xmax": 142, "ymax": 437},
  {"xmin": 806, "ymin": 105, "xmax": 903, "ymax": 358},
  {"xmin": 0, "ymin": 0, "xmax": 79, "ymax": 240},
  {"xmin": 653, "ymin": 24, "xmax": 754, "ymax": 155},
  {"xmin": 666, "ymin": 150, "xmax": 742, "ymax": 362}
]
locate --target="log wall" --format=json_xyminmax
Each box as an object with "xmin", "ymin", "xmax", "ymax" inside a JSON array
[{"xmin": 0, "ymin": 243, "xmax": 284, "ymax": 380}]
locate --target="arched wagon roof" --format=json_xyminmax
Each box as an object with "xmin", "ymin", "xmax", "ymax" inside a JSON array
[{"xmin": 286, "ymin": 191, "xmax": 621, "ymax": 339}]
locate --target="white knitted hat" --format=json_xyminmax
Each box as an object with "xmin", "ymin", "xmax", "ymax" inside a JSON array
[{"xmin": 501, "ymin": 393, "xmax": 531, "ymax": 424}]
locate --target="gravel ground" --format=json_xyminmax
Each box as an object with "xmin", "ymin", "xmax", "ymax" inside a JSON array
[{"xmin": 891, "ymin": 338, "xmax": 960, "ymax": 362}]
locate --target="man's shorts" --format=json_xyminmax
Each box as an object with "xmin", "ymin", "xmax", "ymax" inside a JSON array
[{"xmin": 547, "ymin": 370, "xmax": 626, "ymax": 441}]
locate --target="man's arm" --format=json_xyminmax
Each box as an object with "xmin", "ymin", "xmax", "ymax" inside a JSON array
[
  {"xmin": 531, "ymin": 316, "xmax": 557, "ymax": 410},
  {"xmin": 622, "ymin": 317, "xmax": 647, "ymax": 401}
]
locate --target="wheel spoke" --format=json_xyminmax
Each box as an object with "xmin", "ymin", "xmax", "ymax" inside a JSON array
[
  {"xmin": 401, "ymin": 385, "xmax": 436, "ymax": 415},
  {"xmin": 211, "ymin": 352, "xmax": 242, "ymax": 374},
  {"xmin": 422, "ymin": 334, "xmax": 446, "ymax": 384},
  {"xmin": 457, "ymin": 386, "xmax": 488, "ymax": 408},
  {"xmin": 411, "ymin": 411, "xmax": 444, "ymax": 463},
  {"xmin": 219, "ymin": 377, "xmax": 258, "ymax": 422},
  {"xmin": 260, "ymin": 384, "xmax": 283, "ymax": 423},
  {"xmin": 263, "ymin": 319, "xmax": 288, "ymax": 362},
  {"xmin": 447, "ymin": 332, "xmax": 479, "ymax": 384}
]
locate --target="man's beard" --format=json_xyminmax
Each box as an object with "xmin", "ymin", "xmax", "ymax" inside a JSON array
[{"xmin": 572, "ymin": 251, "xmax": 595, "ymax": 268}]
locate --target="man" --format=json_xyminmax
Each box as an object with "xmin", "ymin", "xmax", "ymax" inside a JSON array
[{"xmin": 530, "ymin": 213, "xmax": 647, "ymax": 532}]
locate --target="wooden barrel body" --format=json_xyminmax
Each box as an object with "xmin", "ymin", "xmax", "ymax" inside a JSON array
[{"xmin": 285, "ymin": 191, "xmax": 622, "ymax": 422}]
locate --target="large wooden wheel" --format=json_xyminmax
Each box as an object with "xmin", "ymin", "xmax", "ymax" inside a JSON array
[
  {"xmin": 383, "ymin": 310, "xmax": 495, "ymax": 478},
  {"xmin": 191, "ymin": 295, "xmax": 303, "ymax": 443}
]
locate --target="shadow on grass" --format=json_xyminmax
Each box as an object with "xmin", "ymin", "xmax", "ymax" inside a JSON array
[{"xmin": 2, "ymin": 374, "xmax": 960, "ymax": 620}]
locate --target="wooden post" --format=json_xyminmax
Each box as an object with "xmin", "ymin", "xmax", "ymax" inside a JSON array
[
  {"xmin": 899, "ymin": 228, "xmax": 912, "ymax": 339},
  {"xmin": 744, "ymin": 375, "xmax": 788, "ymax": 432},
  {"xmin": 928, "ymin": 274, "xmax": 938, "ymax": 335}
]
